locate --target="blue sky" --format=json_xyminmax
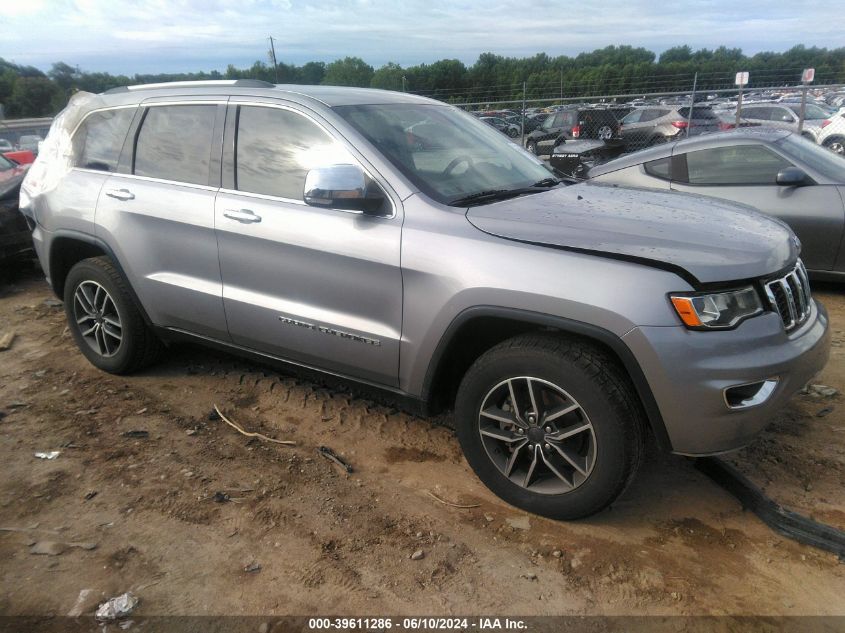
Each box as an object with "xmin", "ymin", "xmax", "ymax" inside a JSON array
[{"xmin": 0, "ymin": 0, "xmax": 839, "ymax": 75}]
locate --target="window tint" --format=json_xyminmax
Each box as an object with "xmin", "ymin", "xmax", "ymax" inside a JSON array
[
  {"xmin": 236, "ymin": 106, "xmax": 341, "ymax": 199},
  {"xmin": 639, "ymin": 109, "xmax": 668, "ymax": 123},
  {"xmin": 0, "ymin": 153, "xmax": 14, "ymax": 171},
  {"xmin": 677, "ymin": 107, "xmax": 717, "ymax": 120},
  {"xmin": 622, "ymin": 109, "xmax": 643, "ymax": 124},
  {"xmin": 134, "ymin": 105, "xmax": 216, "ymax": 185},
  {"xmin": 772, "ymin": 108, "xmax": 795, "ymax": 122},
  {"xmin": 684, "ymin": 145, "xmax": 793, "ymax": 185},
  {"xmin": 644, "ymin": 157, "xmax": 671, "ymax": 180},
  {"xmin": 742, "ymin": 107, "xmax": 771, "ymax": 120},
  {"xmin": 73, "ymin": 108, "xmax": 135, "ymax": 172}
]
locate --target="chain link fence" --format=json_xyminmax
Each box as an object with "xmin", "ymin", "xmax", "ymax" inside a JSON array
[{"xmin": 408, "ymin": 69, "xmax": 845, "ymax": 177}]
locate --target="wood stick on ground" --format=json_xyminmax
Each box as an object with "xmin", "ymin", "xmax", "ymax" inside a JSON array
[
  {"xmin": 212, "ymin": 404, "xmax": 296, "ymax": 446},
  {"xmin": 425, "ymin": 490, "xmax": 480, "ymax": 509},
  {"xmin": 0, "ymin": 331, "xmax": 16, "ymax": 351}
]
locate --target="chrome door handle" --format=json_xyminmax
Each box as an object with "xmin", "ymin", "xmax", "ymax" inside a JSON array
[
  {"xmin": 105, "ymin": 188, "xmax": 135, "ymax": 201},
  {"xmin": 223, "ymin": 208, "xmax": 262, "ymax": 223}
]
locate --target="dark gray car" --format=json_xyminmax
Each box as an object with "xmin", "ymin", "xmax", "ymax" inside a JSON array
[{"xmin": 589, "ymin": 129, "xmax": 845, "ymax": 278}]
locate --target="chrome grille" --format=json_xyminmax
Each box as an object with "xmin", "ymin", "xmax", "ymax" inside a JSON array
[{"xmin": 764, "ymin": 260, "xmax": 812, "ymax": 331}]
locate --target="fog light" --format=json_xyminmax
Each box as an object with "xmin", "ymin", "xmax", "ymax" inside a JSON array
[{"xmin": 724, "ymin": 379, "xmax": 779, "ymax": 410}]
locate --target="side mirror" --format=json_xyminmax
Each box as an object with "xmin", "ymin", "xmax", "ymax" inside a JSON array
[
  {"xmin": 304, "ymin": 164, "xmax": 387, "ymax": 215},
  {"xmin": 776, "ymin": 167, "xmax": 809, "ymax": 187}
]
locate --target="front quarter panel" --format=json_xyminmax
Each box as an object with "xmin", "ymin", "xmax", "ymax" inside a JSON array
[{"xmin": 399, "ymin": 195, "xmax": 690, "ymax": 396}]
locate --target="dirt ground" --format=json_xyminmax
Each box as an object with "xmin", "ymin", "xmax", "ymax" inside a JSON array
[{"xmin": 0, "ymin": 265, "xmax": 843, "ymax": 618}]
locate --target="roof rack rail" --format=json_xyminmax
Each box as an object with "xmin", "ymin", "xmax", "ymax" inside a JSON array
[{"xmin": 104, "ymin": 79, "xmax": 275, "ymax": 95}]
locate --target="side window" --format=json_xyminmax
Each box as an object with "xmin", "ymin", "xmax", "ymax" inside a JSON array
[
  {"xmin": 235, "ymin": 106, "xmax": 342, "ymax": 200},
  {"xmin": 683, "ymin": 145, "xmax": 793, "ymax": 185},
  {"xmin": 774, "ymin": 108, "xmax": 795, "ymax": 122},
  {"xmin": 644, "ymin": 157, "xmax": 671, "ymax": 180},
  {"xmin": 743, "ymin": 107, "xmax": 768, "ymax": 120},
  {"xmin": 72, "ymin": 108, "xmax": 135, "ymax": 172},
  {"xmin": 134, "ymin": 105, "xmax": 216, "ymax": 186},
  {"xmin": 622, "ymin": 110, "xmax": 643, "ymax": 124}
]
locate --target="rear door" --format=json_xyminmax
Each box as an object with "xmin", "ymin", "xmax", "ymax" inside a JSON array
[
  {"xmin": 95, "ymin": 98, "xmax": 229, "ymax": 340},
  {"xmin": 215, "ymin": 99, "xmax": 403, "ymax": 386},
  {"xmin": 670, "ymin": 143, "xmax": 844, "ymax": 271}
]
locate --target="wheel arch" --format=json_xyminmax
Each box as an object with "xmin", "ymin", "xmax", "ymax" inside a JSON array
[
  {"xmin": 421, "ymin": 306, "xmax": 673, "ymax": 451},
  {"xmin": 48, "ymin": 230, "xmax": 154, "ymax": 327}
]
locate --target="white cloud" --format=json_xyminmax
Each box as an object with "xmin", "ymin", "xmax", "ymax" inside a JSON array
[{"xmin": 0, "ymin": 0, "xmax": 840, "ymax": 74}]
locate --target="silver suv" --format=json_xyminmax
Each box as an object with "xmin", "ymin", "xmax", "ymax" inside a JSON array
[{"xmin": 21, "ymin": 81, "xmax": 830, "ymax": 519}]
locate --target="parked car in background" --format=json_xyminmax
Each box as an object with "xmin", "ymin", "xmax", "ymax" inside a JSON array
[
  {"xmin": 737, "ymin": 103, "xmax": 829, "ymax": 142},
  {"xmin": 0, "ymin": 152, "xmax": 33, "ymax": 263},
  {"xmin": 589, "ymin": 129, "xmax": 845, "ymax": 277},
  {"xmin": 0, "ymin": 139, "xmax": 13, "ymax": 152},
  {"xmin": 16, "ymin": 134, "xmax": 43, "ymax": 155},
  {"xmin": 525, "ymin": 107, "xmax": 620, "ymax": 156},
  {"xmin": 479, "ymin": 116, "xmax": 520, "ymax": 138},
  {"xmin": 618, "ymin": 105, "xmax": 720, "ymax": 150},
  {"xmin": 817, "ymin": 113, "xmax": 845, "ymax": 155},
  {"xmin": 2, "ymin": 150, "xmax": 35, "ymax": 165}
]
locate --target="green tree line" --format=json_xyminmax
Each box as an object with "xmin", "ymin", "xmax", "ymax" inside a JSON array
[{"xmin": 2, "ymin": 44, "xmax": 844, "ymax": 119}]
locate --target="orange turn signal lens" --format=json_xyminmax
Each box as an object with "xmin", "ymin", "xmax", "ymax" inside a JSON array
[{"xmin": 670, "ymin": 296, "xmax": 703, "ymax": 328}]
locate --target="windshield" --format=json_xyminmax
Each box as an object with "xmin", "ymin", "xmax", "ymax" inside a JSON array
[
  {"xmin": 776, "ymin": 134, "xmax": 845, "ymax": 181},
  {"xmin": 335, "ymin": 104, "xmax": 553, "ymax": 205}
]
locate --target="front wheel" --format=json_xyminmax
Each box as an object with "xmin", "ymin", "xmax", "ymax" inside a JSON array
[
  {"xmin": 526, "ymin": 140, "xmax": 537, "ymax": 155},
  {"xmin": 823, "ymin": 136, "xmax": 844, "ymax": 155},
  {"xmin": 64, "ymin": 256, "xmax": 163, "ymax": 374},
  {"xmin": 454, "ymin": 333, "xmax": 644, "ymax": 520}
]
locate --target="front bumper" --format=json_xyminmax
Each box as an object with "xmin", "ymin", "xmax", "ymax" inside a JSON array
[{"xmin": 624, "ymin": 300, "xmax": 830, "ymax": 455}]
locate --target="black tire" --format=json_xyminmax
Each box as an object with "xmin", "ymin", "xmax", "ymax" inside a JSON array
[
  {"xmin": 648, "ymin": 135, "xmax": 668, "ymax": 147},
  {"xmin": 507, "ymin": 127, "xmax": 519, "ymax": 138},
  {"xmin": 63, "ymin": 256, "xmax": 163, "ymax": 374},
  {"xmin": 526, "ymin": 140, "xmax": 537, "ymax": 155},
  {"xmin": 454, "ymin": 333, "xmax": 644, "ymax": 520}
]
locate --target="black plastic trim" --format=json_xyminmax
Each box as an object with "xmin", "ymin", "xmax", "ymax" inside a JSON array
[
  {"xmin": 48, "ymin": 230, "xmax": 155, "ymax": 328},
  {"xmin": 421, "ymin": 305, "xmax": 674, "ymax": 451},
  {"xmin": 697, "ymin": 457, "xmax": 845, "ymax": 559}
]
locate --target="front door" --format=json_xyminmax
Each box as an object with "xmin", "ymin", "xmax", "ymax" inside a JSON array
[{"xmin": 215, "ymin": 101, "xmax": 403, "ymax": 387}]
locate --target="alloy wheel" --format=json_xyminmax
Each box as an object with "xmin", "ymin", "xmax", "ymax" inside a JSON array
[
  {"xmin": 477, "ymin": 376, "xmax": 597, "ymax": 494},
  {"xmin": 73, "ymin": 281, "xmax": 123, "ymax": 357}
]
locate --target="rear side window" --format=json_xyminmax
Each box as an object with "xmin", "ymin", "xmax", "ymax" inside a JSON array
[
  {"xmin": 683, "ymin": 145, "xmax": 793, "ymax": 185},
  {"xmin": 73, "ymin": 108, "xmax": 135, "ymax": 172},
  {"xmin": 644, "ymin": 157, "xmax": 671, "ymax": 180},
  {"xmin": 742, "ymin": 107, "xmax": 772, "ymax": 120},
  {"xmin": 235, "ymin": 106, "xmax": 340, "ymax": 200},
  {"xmin": 676, "ymin": 107, "xmax": 717, "ymax": 120},
  {"xmin": 134, "ymin": 105, "xmax": 216, "ymax": 186}
]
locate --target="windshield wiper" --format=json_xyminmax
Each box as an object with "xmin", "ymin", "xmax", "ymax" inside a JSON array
[{"xmin": 449, "ymin": 178, "xmax": 562, "ymax": 207}]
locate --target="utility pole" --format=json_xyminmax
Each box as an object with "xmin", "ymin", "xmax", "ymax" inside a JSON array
[
  {"xmin": 268, "ymin": 36, "xmax": 279, "ymax": 83},
  {"xmin": 560, "ymin": 69, "xmax": 563, "ymax": 101},
  {"xmin": 685, "ymin": 72, "xmax": 698, "ymax": 138},
  {"xmin": 521, "ymin": 81, "xmax": 527, "ymax": 146},
  {"xmin": 402, "ymin": 76, "xmax": 406, "ymax": 92},
  {"xmin": 798, "ymin": 68, "xmax": 815, "ymax": 134}
]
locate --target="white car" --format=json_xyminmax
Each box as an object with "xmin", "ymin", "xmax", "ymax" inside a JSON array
[{"xmin": 817, "ymin": 112, "xmax": 845, "ymax": 155}]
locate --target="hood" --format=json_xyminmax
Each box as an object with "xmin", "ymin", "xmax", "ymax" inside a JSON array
[{"xmin": 466, "ymin": 182, "xmax": 798, "ymax": 285}]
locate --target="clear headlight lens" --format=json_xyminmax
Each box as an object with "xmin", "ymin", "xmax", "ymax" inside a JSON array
[{"xmin": 670, "ymin": 286, "xmax": 763, "ymax": 329}]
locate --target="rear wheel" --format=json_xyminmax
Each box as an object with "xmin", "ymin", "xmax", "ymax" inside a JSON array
[
  {"xmin": 526, "ymin": 140, "xmax": 537, "ymax": 155},
  {"xmin": 64, "ymin": 257, "xmax": 163, "ymax": 374},
  {"xmin": 454, "ymin": 333, "xmax": 644, "ymax": 520}
]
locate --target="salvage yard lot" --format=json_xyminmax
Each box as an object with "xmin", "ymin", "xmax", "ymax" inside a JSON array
[{"xmin": 0, "ymin": 268, "xmax": 843, "ymax": 616}]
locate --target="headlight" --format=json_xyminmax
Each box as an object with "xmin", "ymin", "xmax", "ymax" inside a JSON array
[{"xmin": 670, "ymin": 286, "xmax": 763, "ymax": 330}]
